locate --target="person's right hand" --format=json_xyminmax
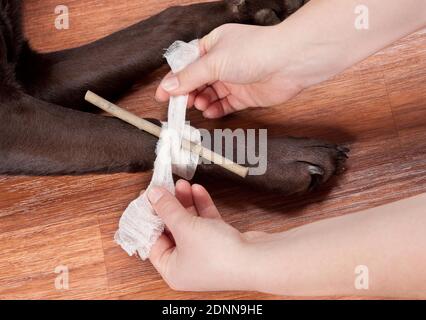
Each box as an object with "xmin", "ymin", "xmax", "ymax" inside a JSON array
[
  {"xmin": 155, "ymin": 24, "xmax": 306, "ymax": 119},
  {"xmin": 147, "ymin": 180, "xmax": 269, "ymax": 292}
]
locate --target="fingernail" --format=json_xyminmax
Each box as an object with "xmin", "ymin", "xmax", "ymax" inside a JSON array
[
  {"xmin": 203, "ymin": 109, "xmax": 216, "ymax": 119},
  {"xmin": 161, "ymin": 76, "xmax": 179, "ymax": 92},
  {"xmin": 148, "ymin": 187, "xmax": 164, "ymax": 204}
]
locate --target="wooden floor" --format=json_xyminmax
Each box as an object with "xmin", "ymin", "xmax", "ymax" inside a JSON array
[{"xmin": 0, "ymin": 0, "xmax": 425, "ymax": 300}]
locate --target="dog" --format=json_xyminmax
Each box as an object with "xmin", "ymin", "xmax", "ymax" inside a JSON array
[{"xmin": 0, "ymin": 0, "xmax": 348, "ymax": 195}]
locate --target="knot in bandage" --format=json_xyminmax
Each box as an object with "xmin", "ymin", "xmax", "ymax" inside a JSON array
[{"xmin": 114, "ymin": 40, "xmax": 201, "ymax": 260}]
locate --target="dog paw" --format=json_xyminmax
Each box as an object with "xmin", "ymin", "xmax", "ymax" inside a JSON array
[
  {"xmin": 227, "ymin": 0, "xmax": 308, "ymax": 26},
  {"xmin": 245, "ymin": 137, "xmax": 349, "ymax": 195},
  {"xmin": 226, "ymin": 0, "xmax": 286, "ymax": 25}
]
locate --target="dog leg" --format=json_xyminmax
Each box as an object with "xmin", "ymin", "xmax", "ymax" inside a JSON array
[
  {"xmin": 15, "ymin": 0, "xmax": 292, "ymax": 110},
  {"xmin": 196, "ymin": 137, "xmax": 348, "ymax": 195},
  {"xmin": 0, "ymin": 88, "xmax": 347, "ymax": 194},
  {"xmin": 0, "ymin": 90, "xmax": 157, "ymax": 175},
  {"xmin": 1, "ymin": 0, "xmax": 346, "ymax": 194}
]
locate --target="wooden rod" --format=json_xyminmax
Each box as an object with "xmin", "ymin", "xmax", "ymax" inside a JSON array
[{"xmin": 85, "ymin": 91, "xmax": 249, "ymax": 178}]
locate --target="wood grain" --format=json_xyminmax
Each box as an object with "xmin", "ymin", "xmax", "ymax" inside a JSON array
[{"xmin": 0, "ymin": 0, "xmax": 425, "ymax": 300}]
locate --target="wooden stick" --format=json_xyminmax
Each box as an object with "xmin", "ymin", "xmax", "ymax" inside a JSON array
[{"xmin": 85, "ymin": 91, "xmax": 249, "ymax": 178}]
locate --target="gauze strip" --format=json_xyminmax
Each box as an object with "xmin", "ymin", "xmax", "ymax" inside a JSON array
[{"xmin": 114, "ymin": 40, "xmax": 201, "ymax": 260}]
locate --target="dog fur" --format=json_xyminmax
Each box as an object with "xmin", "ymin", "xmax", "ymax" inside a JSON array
[{"xmin": 0, "ymin": 0, "xmax": 348, "ymax": 195}]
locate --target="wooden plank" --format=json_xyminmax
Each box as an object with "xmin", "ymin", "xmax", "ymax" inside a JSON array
[{"xmin": 0, "ymin": 0, "xmax": 424, "ymax": 299}]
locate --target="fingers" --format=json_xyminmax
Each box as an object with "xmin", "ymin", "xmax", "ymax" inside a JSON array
[
  {"xmin": 161, "ymin": 58, "xmax": 216, "ymax": 97},
  {"xmin": 155, "ymin": 27, "xmax": 222, "ymax": 100},
  {"xmin": 192, "ymin": 184, "xmax": 222, "ymax": 220},
  {"xmin": 175, "ymin": 179, "xmax": 197, "ymax": 217},
  {"xmin": 149, "ymin": 180, "xmax": 195, "ymax": 268},
  {"xmin": 194, "ymin": 86, "xmax": 219, "ymax": 111},
  {"xmin": 175, "ymin": 180, "xmax": 193, "ymax": 208},
  {"xmin": 155, "ymin": 72, "xmax": 173, "ymax": 102},
  {"xmin": 192, "ymin": 82, "xmax": 238, "ymax": 118},
  {"xmin": 157, "ymin": 82, "xmax": 237, "ymax": 119},
  {"xmin": 149, "ymin": 234, "xmax": 174, "ymax": 272},
  {"xmin": 149, "ymin": 183, "xmax": 220, "ymax": 273},
  {"xmin": 198, "ymin": 27, "xmax": 221, "ymax": 55},
  {"xmin": 148, "ymin": 187, "xmax": 192, "ymax": 235},
  {"xmin": 155, "ymin": 65, "xmax": 215, "ymax": 106},
  {"xmin": 205, "ymin": 97, "xmax": 238, "ymax": 119}
]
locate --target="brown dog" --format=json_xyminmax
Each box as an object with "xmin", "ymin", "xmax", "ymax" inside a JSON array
[{"xmin": 0, "ymin": 0, "xmax": 347, "ymax": 195}]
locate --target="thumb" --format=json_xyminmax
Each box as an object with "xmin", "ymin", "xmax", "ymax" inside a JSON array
[
  {"xmin": 159, "ymin": 30, "xmax": 220, "ymax": 96},
  {"xmin": 160, "ymin": 57, "xmax": 214, "ymax": 96},
  {"xmin": 148, "ymin": 186, "xmax": 192, "ymax": 236}
]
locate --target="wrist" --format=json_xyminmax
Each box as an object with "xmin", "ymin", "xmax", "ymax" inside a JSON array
[
  {"xmin": 235, "ymin": 240, "xmax": 263, "ymax": 292},
  {"xmin": 269, "ymin": 19, "xmax": 346, "ymax": 89},
  {"xmin": 236, "ymin": 234, "xmax": 285, "ymax": 293},
  {"xmin": 238, "ymin": 232, "xmax": 295, "ymax": 294}
]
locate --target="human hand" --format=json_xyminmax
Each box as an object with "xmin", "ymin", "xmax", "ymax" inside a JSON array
[
  {"xmin": 156, "ymin": 0, "xmax": 426, "ymax": 119},
  {"xmin": 155, "ymin": 24, "xmax": 306, "ymax": 119},
  {"xmin": 147, "ymin": 180, "xmax": 270, "ymax": 292},
  {"xmin": 148, "ymin": 181, "xmax": 426, "ymax": 297}
]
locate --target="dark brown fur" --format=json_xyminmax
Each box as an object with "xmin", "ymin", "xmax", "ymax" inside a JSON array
[{"xmin": 0, "ymin": 0, "xmax": 347, "ymax": 196}]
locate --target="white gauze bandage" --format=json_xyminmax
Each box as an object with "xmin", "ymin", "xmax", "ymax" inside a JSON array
[{"xmin": 114, "ymin": 40, "xmax": 201, "ymax": 260}]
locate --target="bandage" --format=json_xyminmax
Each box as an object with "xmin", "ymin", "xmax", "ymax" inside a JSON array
[{"xmin": 114, "ymin": 40, "xmax": 201, "ymax": 260}]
